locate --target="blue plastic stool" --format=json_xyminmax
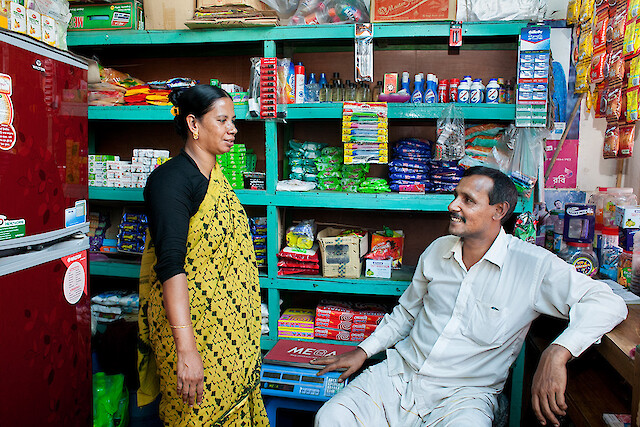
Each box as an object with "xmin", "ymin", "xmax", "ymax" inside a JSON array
[{"xmin": 263, "ymin": 396, "xmax": 324, "ymax": 426}]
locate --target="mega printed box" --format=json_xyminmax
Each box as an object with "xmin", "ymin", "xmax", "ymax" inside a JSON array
[
  {"xmin": 69, "ymin": 1, "xmax": 144, "ymax": 31},
  {"xmin": 144, "ymin": 0, "xmax": 195, "ymax": 30},
  {"xmin": 371, "ymin": 0, "xmax": 456, "ymax": 22},
  {"xmin": 317, "ymin": 227, "xmax": 369, "ymax": 279}
]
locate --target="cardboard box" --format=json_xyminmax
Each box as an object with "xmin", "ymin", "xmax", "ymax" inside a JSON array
[
  {"xmin": 69, "ymin": 1, "xmax": 144, "ymax": 31},
  {"xmin": 365, "ymin": 258, "xmax": 392, "ymax": 279},
  {"xmin": 615, "ymin": 205, "xmax": 640, "ymax": 228},
  {"xmin": 0, "ymin": 1, "xmax": 9, "ymax": 30},
  {"xmin": 26, "ymin": 9, "xmax": 40, "ymax": 40},
  {"xmin": 371, "ymin": 0, "xmax": 456, "ymax": 22},
  {"xmin": 41, "ymin": 14, "xmax": 57, "ymax": 46},
  {"xmin": 144, "ymin": 0, "xmax": 195, "ymax": 30},
  {"xmin": 317, "ymin": 227, "xmax": 369, "ymax": 279},
  {"xmin": 8, "ymin": 1, "xmax": 26, "ymax": 34},
  {"xmin": 197, "ymin": 0, "xmax": 270, "ymax": 11}
]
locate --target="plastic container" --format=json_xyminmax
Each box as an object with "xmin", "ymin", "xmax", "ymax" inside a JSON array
[
  {"xmin": 603, "ymin": 188, "xmax": 637, "ymax": 228},
  {"xmin": 411, "ymin": 73, "xmax": 424, "ymax": 103},
  {"xmin": 553, "ymin": 212, "xmax": 565, "ymax": 253},
  {"xmin": 558, "ymin": 242, "xmax": 599, "ymax": 277},
  {"xmin": 544, "ymin": 210, "xmax": 560, "ymax": 251},
  {"xmin": 497, "ymin": 77, "xmax": 507, "ymax": 103},
  {"xmin": 457, "ymin": 79, "xmax": 470, "ymax": 103},
  {"xmin": 400, "ymin": 71, "xmax": 411, "ymax": 94},
  {"xmin": 449, "ymin": 78, "xmax": 459, "ymax": 102},
  {"xmin": 630, "ymin": 231, "xmax": 640, "ymax": 295},
  {"xmin": 486, "ymin": 78, "xmax": 500, "ymax": 104},
  {"xmin": 599, "ymin": 227, "xmax": 621, "ymax": 280},
  {"xmin": 424, "ymin": 73, "xmax": 438, "ymax": 104},
  {"xmin": 295, "ymin": 62, "xmax": 305, "ymax": 104},
  {"xmin": 470, "ymin": 79, "xmax": 485, "ymax": 104},
  {"xmin": 563, "ymin": 204, "xmax": 595, "ymax": 244}
]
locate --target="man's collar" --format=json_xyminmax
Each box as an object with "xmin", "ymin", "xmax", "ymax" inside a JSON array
[{"xmin": 443, "ymin": 228, "xmax": 508, "ymax": 269}]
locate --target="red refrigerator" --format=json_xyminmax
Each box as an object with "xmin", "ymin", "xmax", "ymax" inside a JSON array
[{"xmin": 0, "ymin": 29, "xmax": 92, "ymax": 425}]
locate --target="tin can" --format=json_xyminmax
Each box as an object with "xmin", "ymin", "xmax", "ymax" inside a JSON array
[
  {"xmin": 438, "ymin": 79, "xmax": 449, "ymax": 103},
  {"xmin": 448, "ymin": 78, "xmax": 459, "ymax": 103}
]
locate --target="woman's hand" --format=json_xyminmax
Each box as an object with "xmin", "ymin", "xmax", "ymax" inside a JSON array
[{"xmin": 176, "ymin": 349, "xmax": 204, "ymax": 407}]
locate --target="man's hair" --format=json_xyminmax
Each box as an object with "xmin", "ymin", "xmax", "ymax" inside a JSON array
[{"xmin": 462, "ymin": 166, "xmax": 518, "ymax": 224}]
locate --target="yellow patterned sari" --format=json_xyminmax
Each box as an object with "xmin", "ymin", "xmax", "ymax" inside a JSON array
[{"xmin": 137, "ymin": 163, "xmax": 269, "ymax": 426}]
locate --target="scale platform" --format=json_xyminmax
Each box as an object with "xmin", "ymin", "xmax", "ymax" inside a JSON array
[{"xmin": 261, "ymin": 340, "xmax": 355, "ymax": 402}]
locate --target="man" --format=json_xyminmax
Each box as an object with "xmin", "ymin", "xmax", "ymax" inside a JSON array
[{"xmin": 311, "ymin": 166, "xmax": 627, "ymax": 427}]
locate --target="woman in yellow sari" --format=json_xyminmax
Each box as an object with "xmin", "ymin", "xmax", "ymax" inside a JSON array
[{"xmin": 137, "ymin": 84, "xmax": 269, "ymax": 426}]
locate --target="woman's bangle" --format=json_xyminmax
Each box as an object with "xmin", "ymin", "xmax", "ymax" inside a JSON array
[{"xmin": 170, "ymin": 324, "xmax": 191, "ymax": 329}]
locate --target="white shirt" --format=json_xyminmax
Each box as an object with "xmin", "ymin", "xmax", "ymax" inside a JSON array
[{"xmin": 359, "ymin": 229, "xmax": 627, "ymax": 397}]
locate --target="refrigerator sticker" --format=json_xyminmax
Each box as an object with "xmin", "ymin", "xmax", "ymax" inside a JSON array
[
  {"xmin": 65, "ymin": 200, "xmax": 87, "ymax": 228},
  {"xmin": 0, "ymin": 74, "xmax": 16, "ymax": 151},
  {"xmin": 0, "ymin": 215, "xmax": 26, "ymax": 241},
  {"xmin": 61, "ymin": 251, "xmax": 87, "ymax": 304}
]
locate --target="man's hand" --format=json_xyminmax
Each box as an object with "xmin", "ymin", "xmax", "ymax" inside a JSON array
[
  {"xmin": 531, "ymin": 344, "xmax": 572, "ymax": 426},
  {"xmin": 309, "ymin": 347, "xmax": 368, "ymax": 382}
]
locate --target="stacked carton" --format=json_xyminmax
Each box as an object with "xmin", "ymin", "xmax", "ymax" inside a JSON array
[
  {"xmin": 277, "ymin": 308, "xmax": 314, "ymax": 340},
  {"xmin": 314, "ymin": 300, "xmax": 386, "ymax": 342},
  {"xmin": 217, "ymin": 144, "xmax": 246, "ymax": 189}
]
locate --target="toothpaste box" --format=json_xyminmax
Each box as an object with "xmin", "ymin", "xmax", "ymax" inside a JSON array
[
  {"xmin": 314, "ymin": 316, "xmax": 352, "ymax": 331},
  {"xmin": 314, "ymin": 327, "xmax": 351, "ymax": 341},
  {"xmin": 350, "ymin": 323, "xmax": 378, "ymax": 334}
]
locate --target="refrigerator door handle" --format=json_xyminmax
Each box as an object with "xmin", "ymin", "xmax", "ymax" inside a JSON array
[
  {"xmin": 0, "ymin": 222, "xmax": 90, "ymax": 252},
  {"xmin": 0, "ymin": 236, "xmax": 89, "ymax": 277}
]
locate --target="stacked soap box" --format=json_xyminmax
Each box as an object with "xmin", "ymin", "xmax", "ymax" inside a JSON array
[
  {"xmin": 277, "ymin": 308, "xmax": 315, "ymax": 340},
  {"xmin": 218, "ymin": 144, "xmax": 246, "ymax": 189},
  {"xmin": 88, "ymin": 149, "xmax": 170, "ymax": 188}
]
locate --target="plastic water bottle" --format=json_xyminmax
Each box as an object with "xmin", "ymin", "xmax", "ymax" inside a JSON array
[
  {"xmin": 424, "ymin": 73, "xmax": 438, "ymax": 104},
  {"xmin": 486, "ymin": 78, "xmax": 500, "ymax": 104},
  {"xmin": 457, "ymin": 79, "xmax": 470, "ymax": 103},
  {"xmin": 630, "ymin": 232, "xmax": 640, "ymax": 296},
  {"xmin": 470, "ymin": 79, "xmax": 485, "ymax": 104},
  {"xmin": 305, "ymin": 72, "xmax": 319, "ymax": 103},
  {"xmin": 399, "ymin": 71, "xmax": 411, "ymax": 95},
  {"xmin": 411, "ymin": 73, "xmax": 424, "ymax": 103}
]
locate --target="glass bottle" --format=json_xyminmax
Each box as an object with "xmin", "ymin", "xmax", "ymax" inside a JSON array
[
  {"xmin": 372, "ymin": 80, "xmax": 383, "ymax": 101},
  {"xmin": 355, "ymin": 82, "xmax": 365, "ymax": 102},
  {"xmin": 319, "ymin": 83, "xmax": 331, "ymax": 102}
]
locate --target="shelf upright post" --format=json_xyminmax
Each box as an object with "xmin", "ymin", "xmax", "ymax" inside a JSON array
[{"xmin": 263, "ymin": 39, "xmax": 281, "ymax": 346}]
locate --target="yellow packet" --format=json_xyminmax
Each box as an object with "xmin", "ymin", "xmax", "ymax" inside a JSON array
[
  {"xmin": 631, "ymin": 0, "xmax": 640, "ymax": 20},
  {"xmin": 567, "ymin": 0, "xmax": 582, "ymax": 24},
  {"xmin": 626, "ymin": 87, "xmax": 638, "ymax": 122},
  {"xmin": 579, "ymin": 0, "xmax": 594, "ymax": 23},
  {"xmin": 576, "ymin": 60, "xmax": 591, "ymax": 93},
  {"xmin": 577, "ymin": 25, "xmax": 593, "ymax": 62},
  {"xmin": 586, "ymin": 86, "xmax": 594, "ymax": 112},
  {"xmin": 624, "ymin": 19, "xmax": 636, "ymax": 56},
  {"xmin": 631, "ymin": 55, "xmax": 640, "ymax": 87}
]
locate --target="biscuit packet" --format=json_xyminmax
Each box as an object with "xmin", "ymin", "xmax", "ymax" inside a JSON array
[
  {"xmin": 603, "ymin": 123, "xmax": 620, "ymax": 158},
  {"xmin": 618, "ymin": 124, "xmax": 635, "ymax": 156}
]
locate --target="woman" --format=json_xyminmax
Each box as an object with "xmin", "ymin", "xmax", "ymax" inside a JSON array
[{"xmin": 137, "ymin": 84, "xmax": 269, "ymax": 426}]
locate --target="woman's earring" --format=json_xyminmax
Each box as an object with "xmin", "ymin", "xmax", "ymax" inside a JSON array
[{"xmin": 193, "ymin": 132, "xmax": 199, "ymax": 140}]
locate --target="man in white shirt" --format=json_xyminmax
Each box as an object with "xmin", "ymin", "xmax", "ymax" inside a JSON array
[{"xmin": 311, "ymin": 166, "xmax": 627, "ymax": 427}]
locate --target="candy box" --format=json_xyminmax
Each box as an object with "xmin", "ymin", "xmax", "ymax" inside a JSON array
[
  {"xmin": 364, "ymin": 258, "xmax": 392, "ymax": 278},
  {"xmin": 615, "ymin": 205, "xmax": 640, "ymax": 228}
]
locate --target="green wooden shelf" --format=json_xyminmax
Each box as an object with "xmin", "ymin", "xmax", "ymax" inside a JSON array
[
  {"xmin": 90, "ymin": 260, "xmax": 141, "ymax": 278},
  {"xmin": 89, "ymin": 187, "xmax": 268, "ymax": 205},
  {"xmin": 89, "ymin": 187, "xmax": 532, "ymax": 212},
  {"xmin": 69, "ymin": 21, "xmax": 528, "ymax": 47},
  {"xmin": 88, "ymin": 103, "xmax": 515, "ymax": 121}
]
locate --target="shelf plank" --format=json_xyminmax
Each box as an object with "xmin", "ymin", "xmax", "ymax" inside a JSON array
[
  {"xmin": 69, "ymin": 22, "xmax": 528, "ymax": 47},
  {"xmin": 88, "ymin": 105, "xmax": 249, "ymax": 121},
  {"xmin": 89, "ymin": 187, "xmax": 532, "ymax": 212},
  {"xmin": 88, "ymin": 103, "xmax": 515, "ymax": 121},
  {"xmin": 90, "ymin": 260, "xmax": 141, "ymax": 278},
  {"xmin": 264, "ymin": 267, "xmax": 414, "ymax": 296}
]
